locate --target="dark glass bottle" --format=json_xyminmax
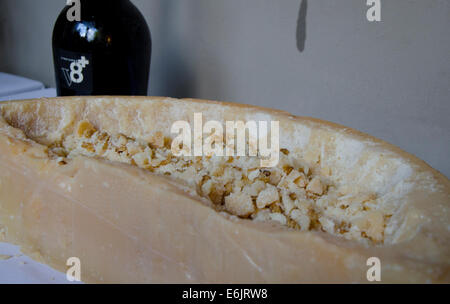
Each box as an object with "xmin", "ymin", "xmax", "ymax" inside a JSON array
[{"xmin": 52, "ymin": 0, "xmax": 151, "ymax": 96}]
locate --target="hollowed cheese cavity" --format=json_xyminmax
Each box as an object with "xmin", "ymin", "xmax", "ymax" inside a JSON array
[{"xmin": 44, "ymin": 120, "xmax": 390, "ymax": 244}]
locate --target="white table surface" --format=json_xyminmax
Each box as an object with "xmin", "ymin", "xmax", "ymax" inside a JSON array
[
  {"xmin": 0, "ymin": 73, "xmax": 44, "ymax": 97},
  {"xmin": 0, "ymin": 88, "xmax": 57, "ymax": 102},
  {"xmin": 0, "ymin": 242, "xmax": 80, "ymax": 284}
]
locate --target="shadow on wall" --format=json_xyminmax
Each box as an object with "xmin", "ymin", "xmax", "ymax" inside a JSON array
[
  {"xmin": 296, "ymin": 0, "xmax": 308, "ymax": 53},
  {"xmin": 0, "ymin": 1, "xmax": 9, "ymax": 69},
  {"xmin": 150, "ymin": 0, "xmax": 307, "ymax": 98},
  {"xmin": 150, "ymin": 1, "xmax": 196, "ymax": 98}
]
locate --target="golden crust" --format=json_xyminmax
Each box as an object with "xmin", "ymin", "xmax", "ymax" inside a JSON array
[{"xmin": 0, "ymin": 96, "xmax": 449, "ymax": 283}]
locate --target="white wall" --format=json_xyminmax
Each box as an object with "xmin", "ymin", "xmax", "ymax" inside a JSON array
[{"xmin": 0, "ymin": 0, "xmax": 449, "ymax": 177}]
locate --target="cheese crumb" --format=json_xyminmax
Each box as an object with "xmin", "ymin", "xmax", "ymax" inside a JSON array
[
  {"xmin": 256, "ymin": 185, "xmax": 279, "ymax": 209},
  {"xmin": 290, "ymin": 209, "xmax": 311, "ymax": 231},
  {"xmin": 225, "ymin": 192, "xmax": 255, "ymax": 217},
  {"xmin": 306, "ymin": 176, "xmax": 324, "ymax": 195}
]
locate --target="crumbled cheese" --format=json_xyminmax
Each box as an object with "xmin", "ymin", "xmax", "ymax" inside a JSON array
[
  {"xmin": 248, "ymin": 169, "xmax": 260, "ymax": 181},
  {"xmin": 306, "ymin": 176, "xmax": 324, "ymax": 195},
  {"xmin": 281, "ymin": 191, "xmax": 295, "ymax": 214},
  {"xmin": 290, "ymin": 209, "xmax": 311, "ymax": 231},
  {"xmin": 44, "ymin": 121, "xmax": 389, "ymax": 244},
  {"xmin": 243, "ymin": 180, "xmax": 266, "ymax": 197},
  {"xmin": 269, "ymin": 213, "xmax": 287, "ymax": 225},
  {"xmin": 256, "ymin": 185, "xmax": 279, "ymax": 209},
  {"xmin": 225, "ymin": 192, "xmax": 255, "ymax": 217},
  {"xmin": 319, "ymin": 217, "xmax": 335, "ymax": 234}
]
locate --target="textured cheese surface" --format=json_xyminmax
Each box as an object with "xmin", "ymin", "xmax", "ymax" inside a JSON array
[{"xmin": 0, "ymin": 96, "xmax": 449, "ymax": 283}]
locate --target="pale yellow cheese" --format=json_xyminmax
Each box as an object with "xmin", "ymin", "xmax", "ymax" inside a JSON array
[{"xmin": 0, "ymin": 96, "xmax": 449, "ymax": 283}]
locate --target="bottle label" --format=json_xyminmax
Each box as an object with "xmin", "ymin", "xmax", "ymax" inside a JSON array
[{"xmin": 55, "ymin": 49, "xmax": 93, "ymax": 94}]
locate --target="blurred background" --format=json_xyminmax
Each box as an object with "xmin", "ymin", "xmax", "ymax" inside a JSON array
[{"xmin": 0, "ymin": 0, "xmax": 449, "ymax": 177}]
